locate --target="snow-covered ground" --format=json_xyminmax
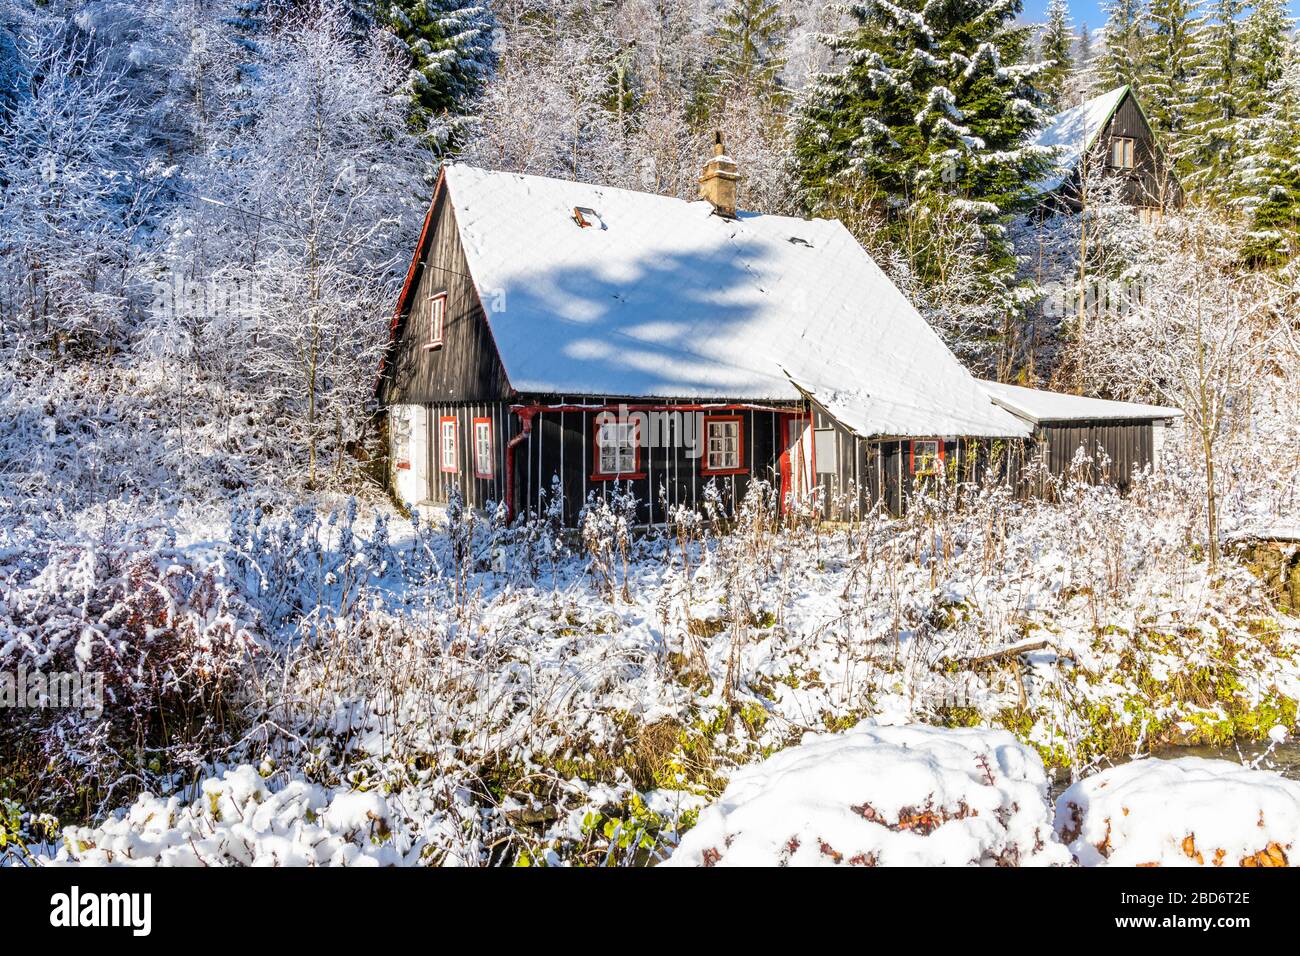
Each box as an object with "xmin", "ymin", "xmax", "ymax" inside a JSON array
[{"xmin": 4, "ymin": 452, "xmax": 1299, "ymax": 866}]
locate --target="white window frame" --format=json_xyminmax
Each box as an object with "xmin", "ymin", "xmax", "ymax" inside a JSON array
[
  {"xmin": 594, "ymin": 420, "xmax": 639, "ymax": 478},
  {"xmin": 439, "ymin": 417, "xmax": 458, "ymax": 473},
  {"xmin": 702, "ymin": 416, "xmax": 743, "ymax": 475},
  {"xmin": 473, "ymin": 418, "xmax": 494, "ymax": 479},
  {"xmin": 911, "ymin": 439, "xmax": 941, "ymax": 476},
  {"xmin": 425, "ymin": 291, "xmax": 447, "ymax": 350}
]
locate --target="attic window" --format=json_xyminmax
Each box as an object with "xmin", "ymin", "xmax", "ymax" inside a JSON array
[
  {"xmin": 424, "ymin": 292, "xmax": 447, "ymax": 350},
  {"xmin": 573, "ymin": 206, "xmax": 603, "ymax": 229},
  {"xmin": 787, "ymin": 236, "xmax": 813, "ymax": 248},
  {"xmin": 1110, "ymin": 137, "xmax": 1135, "ymax": 169}
]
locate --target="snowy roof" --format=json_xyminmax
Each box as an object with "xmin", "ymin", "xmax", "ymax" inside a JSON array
[
  {"xmin": 440, "ymin": 164, "xmax": 1029, "ymax": 438},
  {"xmin": 1032, "ymin": 85, "xmax": 1130, "ymax": 192},
  {"xmin": 979, "ymin": 380, "xmax": 1183, "ymax": 424}
]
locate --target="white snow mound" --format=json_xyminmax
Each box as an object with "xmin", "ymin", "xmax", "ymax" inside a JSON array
[
  {"xmin": 51, "ymin": 766, "xmax": 415, "ymax": 866},
  {"xmin": 1055, "ymin": 757, "xmax": 1300, "ymax": 867},
  {"xmin": 666, "ymin": 723, "xmax": 1069, "ymax": 867}
]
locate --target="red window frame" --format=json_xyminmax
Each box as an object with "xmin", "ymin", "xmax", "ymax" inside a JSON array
[
  {"xmin": 472, "ymin": 417, "xmax": 494, "ymax": 479},
  {"xmin": 591, "ymin": 417, "xmax": 643, "ymax": 480},
  {"xmin": 439, "ymin": 416, "xmax": 458, "ymax": 473},
  {"xmin": 700, "ymin": 414, "xmax": 747, "ymax": 477},
  {"xmin": 424, "ymin": 292, "xmax": 447, "ymax": 350},
  {"xmin": 909, "ymin": 439, "xmax": 944, "ymax": 476}
]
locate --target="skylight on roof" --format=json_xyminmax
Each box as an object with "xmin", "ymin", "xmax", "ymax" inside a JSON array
[{"xmin": 572, "ymin": 206, "xmax": 604, "ymax": 229}]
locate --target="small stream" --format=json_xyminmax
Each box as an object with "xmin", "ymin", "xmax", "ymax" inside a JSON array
[
  {"xmin": 1149, "ymin": 740, "xmax": 1300, "ymax": 779},
  {"xmin": 1050, "ymin": 740, "xmax": 1300, "ymax": 800}
]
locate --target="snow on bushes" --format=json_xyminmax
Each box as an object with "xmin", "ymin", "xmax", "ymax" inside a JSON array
[
  {"xmin": 666, "ymin": 723, "xmax": 1070, "ymax": 867},
  {"xmin": 52, "ymin": 766, "xmax": 424, "ymax": 866},
  {"xmin": 1054, "ymin": 756, "xmax": 1300, "ymax": 867},
  {"xmin": 0, "ymin": 521, "xmax": 260, "ymax": 815}
]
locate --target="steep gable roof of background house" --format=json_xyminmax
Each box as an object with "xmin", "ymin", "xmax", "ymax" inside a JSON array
[
  {"xmin": 437, "ymin": 163, "xmax": 1029, "ymax": 438},
  {"xmin": 1032, "ymin": 85, "xmax": 1131, "ymax": 193}
]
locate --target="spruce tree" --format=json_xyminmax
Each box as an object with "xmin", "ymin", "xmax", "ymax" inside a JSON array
[
  {"xmin": 1238, "ymin": 0, "xmax": 1295, "ymax": 111},
  {"xmin": 1141, "ymin": 0, "xmax": 1206, "ymax": 156},
  {"xmin": 711, "ymin": 0, "xmax": 793, "ymax": 101},
  {"xmin": 385, "ymin": 0, "xmax": 497, "ymax": 150},
  {"xmin": 1180, "ymin": 0, "xmax": 1242, "ymax": 203},
  {"xmin": 793, "ymin": 0, "xmax": 1053, "ymax": 374},
  {"xmin": 1232, "ymin": 40, "xmax": 1294, "ymax": 265},
  {"xmin": 1236, "ymin": 38, "xmax": 1300, "ymax": 265},
  {"xmin": 1097, "ymin": 0, "xmax": 1146, "ymax": 91},
  {"xmin": 1039, "ymin": 0, "xmax": 1075, "ymax": 110}
]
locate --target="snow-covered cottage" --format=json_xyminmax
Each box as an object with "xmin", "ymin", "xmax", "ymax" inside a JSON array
[
  {"xmin": 1033, "ymin": 85, "xmax": 1184, "ymax": 218},
  {"xmin": 377, "ymin": 144, "xmax": 1180, "ymax": 524}
]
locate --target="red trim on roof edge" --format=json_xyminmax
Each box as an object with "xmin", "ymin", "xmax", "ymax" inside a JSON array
[{"xmin": 374, "ymin": 168, "xmax": 446, "ymax": 399}]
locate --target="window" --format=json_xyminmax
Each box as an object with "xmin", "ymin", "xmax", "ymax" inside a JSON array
[
  {"xmin": 473, "ymin": 418, "xmax": 494, "ymax": 479},
  {"xmin": 425, "ymin": 292, "xmax": 447, "ymax": 350},
  {"xmin": 1110, "ymin": 137, "xmax": 1135, "ymax": 169},
  {"xmin": 592, "ymin": 418, "xmax": 641, "ymax": 479},
  {"xmin": 910, "ymin": 439, "xmax": 943, "ymax": 476},
  {"xmin": 701, "ymin": 415, "xmax": 745, "ymax": 475},
  {"xmin": 439, "ymin": 416, "xmax": 458, "ymax": 473}
]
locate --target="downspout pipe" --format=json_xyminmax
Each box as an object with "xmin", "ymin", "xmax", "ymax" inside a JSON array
[{"xmin": 504, "ymin": 407, "xmax": 536, "ymax": 523}]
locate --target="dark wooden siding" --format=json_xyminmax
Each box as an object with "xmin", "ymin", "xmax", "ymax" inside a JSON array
[
  {"xmin": 1038, "ymin": 419, "xmax": 1154, "ymax": 491},
  {"xmin": 515, "ymin": 403, "xmax": 788, "ymax": 526},
  {"xmin": 381, "ymin": 187, "xmax": 512, "ymax": 405},
  {"xmin": 422, "ymin": 400, "xmax": 518, "ymax": 512},
  {"xmin": 1100, "ymin": 92, "xmax": 1183, "ymax": 210},
  {"xmin": 1047, "ymin": 89, "xmax": 1184, "ymax": 213}
]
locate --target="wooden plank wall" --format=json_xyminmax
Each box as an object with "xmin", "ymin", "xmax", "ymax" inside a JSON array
[
  {"xmin": 518, "ymin": 402, "xmax": 785, "ymax": 526},
  {"xmin": 381, "ymin": 192, "xmax": 513, "ymax": 405},
  {"xmin": 422, "ymin": 400, "xmax": 517, "ymax": 512},
  {"xmin": 1041, "ymin": 420, "xmax": 1154, "ymax": 492}
]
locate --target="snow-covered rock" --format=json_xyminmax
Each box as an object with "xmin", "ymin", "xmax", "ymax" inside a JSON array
[
  {"xmin": 666, "ymin": 723, "xmax": 1069, "ymax": 867},
  {"xmin": 1055, "ymin": 757, "xmax": 1300, "ymax": 867},
  {"xmin": 51, "ymin": 766, "xmax": 417, "ymax": 867}
]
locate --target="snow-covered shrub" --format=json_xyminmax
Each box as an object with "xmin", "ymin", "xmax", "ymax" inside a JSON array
[
  {"xmin": 0, "ymin": 524, "xmax": 260, "ymax": 816},
  {"xmin": 51, "ymin": 765, "xmax": 424, "ymax": 866},
  {"xmin": 666, "ymin": 723, "xmax": 1070, "ymax": 867},
  {"xmin": 1054, "ymin": 756, "xmax": 1300, "ymax": 867},
  {"xmin": 579, "ymin": 484, "xmax": 638, "ymax": 600}
]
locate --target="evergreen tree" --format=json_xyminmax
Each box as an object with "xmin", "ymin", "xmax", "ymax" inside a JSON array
[
  {"xmin": 1097, "ymin": 0, "xmax": 1146, "ymax": 91},
  {"xmin": 385, "ymin": 0, "xmax": 497, "ymax": 151},
  {"xmin": 711, "ymin": 0, "xmax": 793, "ymax": 100},
  {"xmin": 1039, "ymin": 0, "xmax": 1075, "ymax": 109},
  {"xmin": 1236, "ymin": 38, "xmax": 1300, "ymax": 266},
  {"xmin": 1238, "ymin": 0, "xmax": 1295, "ymax": 111},
  {"xmin": 1070, "ymin": 22, "xmax": 1097, "ymax": 101},
  {"xmin": 1141, "ymin": 0, "xmax": 1206, "ymax": 155},
  {"xmin": 1180, "ymin": 0, "xmax": 1243, "ymax": 203},
  {"xmin": 794, "ymin": 0, "xmax": 1054, "ymax": 375}
]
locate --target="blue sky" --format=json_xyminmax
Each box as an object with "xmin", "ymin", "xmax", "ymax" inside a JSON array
[{"xmin": 1019, "ymin": 0, "xmax": 1300, "ymax": 28}]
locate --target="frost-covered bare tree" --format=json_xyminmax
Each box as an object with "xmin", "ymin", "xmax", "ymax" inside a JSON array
[
  {"xmin": 1074, "ymin": 215, "xmax": 1282, "ymax": 569},
  {"xmin": 0, "ymin": 15, "xmax": 155, "ymax": 356},
  {"xmin": 159, "ymin": 3, "xmax": 431, "ymax": 490}
]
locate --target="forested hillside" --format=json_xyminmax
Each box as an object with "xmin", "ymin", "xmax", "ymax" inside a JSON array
[{"xmin": 1, "ymin": 0, "xmax": 1299, "ymax": 867}]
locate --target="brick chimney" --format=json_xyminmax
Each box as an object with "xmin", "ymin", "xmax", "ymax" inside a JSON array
[{"xmin": 699, "ymin": 131, "xmax": 739, "ymax": 218}]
